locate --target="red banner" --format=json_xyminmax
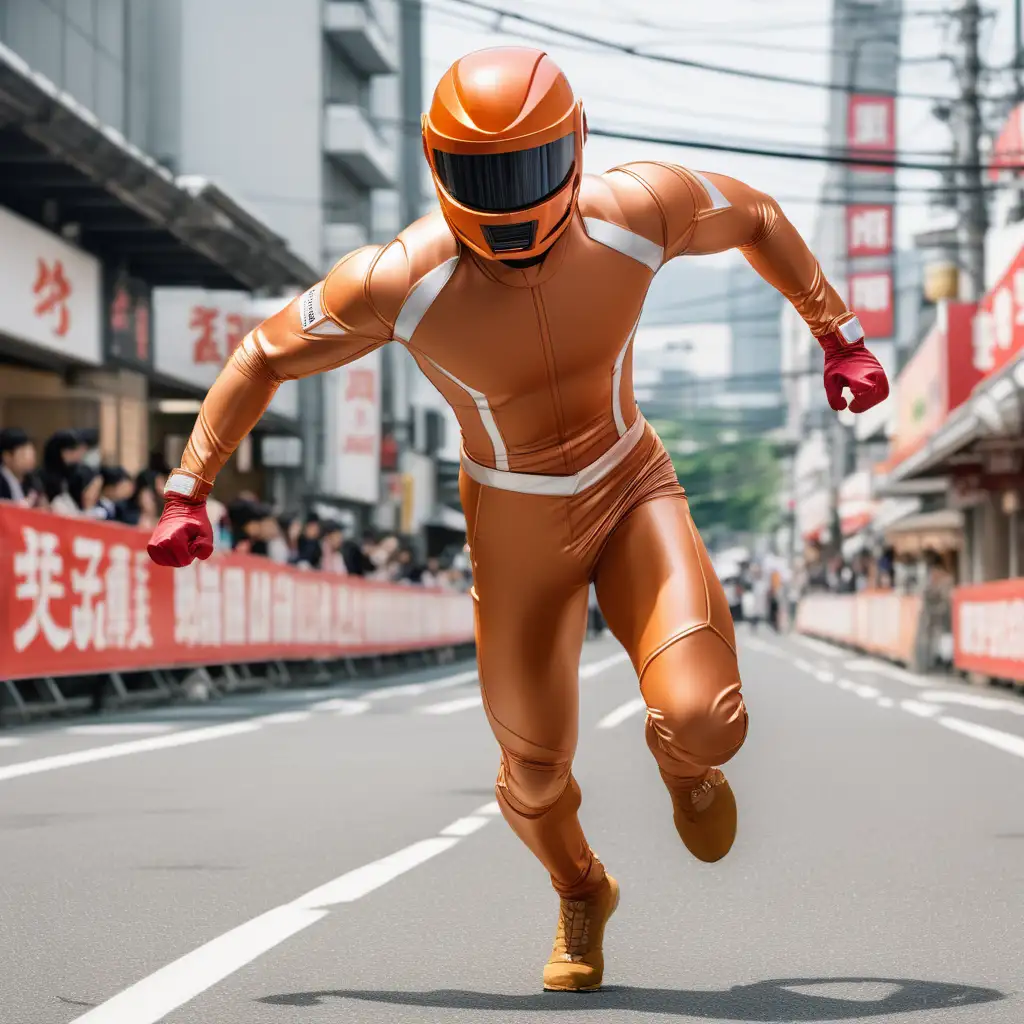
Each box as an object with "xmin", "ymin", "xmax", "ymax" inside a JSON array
[
  {"xmin": 973, "ymin": 245, "xmax": 1024, "ymax": 382},
  {"xmin": 0, "ymin": 506, "xmax": 475, "ymax": 682},
  {"xmin": 846, "ymin": 205, "xmax": 893, "ymax": 257},
  {"xmin": 847, "ymin": 95, "xmax": 896, "ymax": 172},
  {"xmin": 952, "ymin": 578, "xmax": 1024, "ymax": 682},
  {"xmin": 849, "ymin": 271, "xmax": 894, "ymax": 338}
]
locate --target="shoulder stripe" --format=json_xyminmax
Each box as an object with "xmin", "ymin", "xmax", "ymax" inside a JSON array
[
  {"xmin": 690, "ymin": 170, "xmax": 732, "ymax": 211},
  {"xmin": 393, "ymin": 256, "xmax": 460, "ymax": 343},
  {"xmin": 582, "ymin": 217, "xmax": 662, "ymax": 273}
]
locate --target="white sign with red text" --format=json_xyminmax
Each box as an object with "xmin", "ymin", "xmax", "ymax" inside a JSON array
[
  {"xmin": 152, "ymin": 288, "xmax": 299, "ymax": 420},
  {"xmin": 0, "ymin": 206, "xmax": 101, "ymax": 364},
  {"xmin": 326, "ymin": 351, "xmax": 382, "ymax": 505}
]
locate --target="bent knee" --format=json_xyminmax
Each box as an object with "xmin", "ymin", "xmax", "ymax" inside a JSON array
[
  {"xmin": 497, "ymin": 749, "xmax": 572, "ymax": 815},
  {"xmin": 641, "ymin": 626, "xmax": 748, "ymax": 764}
]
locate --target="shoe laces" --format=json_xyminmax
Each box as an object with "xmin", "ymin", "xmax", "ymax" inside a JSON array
[
  {"xmin": 554, "ymin": 898, "xmax": 592, "ymax": 962},
  {"xmin": 690, "ymin": 767, "xmax": 725, "ymax": 805}
]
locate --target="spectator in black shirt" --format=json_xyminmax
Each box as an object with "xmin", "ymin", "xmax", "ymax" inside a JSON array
[
  {"xmin": 40, "ymin": 429, "xmax": 86, "ymax": 502},
  {"xmin": 0, "ymin": 427, "xmax": 37, "ymax": 503}
]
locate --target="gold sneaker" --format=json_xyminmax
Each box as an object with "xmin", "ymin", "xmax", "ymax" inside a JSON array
[
  {"xmin": 542, "ymin": 874, "xmax": 620, "ymax": 992},
  {"xmin": 664, "ymin": 767, "xmax": 737, "ymax": 863}
]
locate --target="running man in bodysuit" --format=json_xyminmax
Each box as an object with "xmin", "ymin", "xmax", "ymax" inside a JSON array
[{"xmin": 147, "ymin": 48, "xmax": 889, "ymax": 992}]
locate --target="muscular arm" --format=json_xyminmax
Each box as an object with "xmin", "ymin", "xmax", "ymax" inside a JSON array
[
  {"xmin": 606, "ymin": 161, "xmax": 857, "ymax": 340},
  {"xmin": 166, "ymin": 245, "xmax": 397, "ymax": 501}
]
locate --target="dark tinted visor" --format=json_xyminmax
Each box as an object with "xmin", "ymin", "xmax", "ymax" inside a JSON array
[{"xmin": 433, "ymin": 133, "xmax": 576, "ymax": 213}]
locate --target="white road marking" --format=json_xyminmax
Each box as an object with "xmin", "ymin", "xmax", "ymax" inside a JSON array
[
  {"xmin": 596, "ymin": 697, "xmax": 648, "ymax": 730},
  {"xmin": 851, "ymin": 683, "xmax": 881, "ymax": 699},
  {"xmin": 794, "ymin": 636, "xmax": 846, "ymax": 658},
  {"xmin": 363, "ymin": 670, "xmax": 480, "ymax": 702},
  {"xmin": 740, "ymin": 635, "xmax": 786, "ymax": 656},
  {"xmin": 419, "ymin": 695, "xmax": 483, "ymax": 715},
  {"xmin": 65, "ymin": 723, "xmax": 176, "ymax": 736},
  {"xmin": 0, "ymin": 737, "xmax": 25, "ymax": 747},
  {"xmin": 815, "ymin": 669, "xmax": 836, "ymax": 683},
  {"xmin": 309, "ymin": 698, "xmax": 370, "ymax": 715},
  {"xmin": 579, "ymin": 651, "xmax": 631, "ymax": 678},
  {"xmin": 901, "ymin": 699, "xmax": 941, "ymax": 719},
  {"xmin": 70, "ymin": 806, "xmax": 497, "ymax": 1024},
  {"xmin": 837, "ymin": 679, "xmax": 855, "ymax": 691},
  {"xmin": 440, "ymin": 815, "xmax": 490, "ymax": 837},
  {"xmin": 938, "ymin": 717, "xmax": 1024, "ymax": 759},
  {"xmin": 0, "ymin": 721, "xmax": 261, "ymax": 784},
  {"xmin": 877, "ymin": 697, "xmax": 894, "ymax": 708},
  {"xmin": 919, "ymin": 690, "xmax": 1024, "ymax": 715},
  {"xmin": 292, "ymin": 838, "xmax": 459, "ymax": 909},
  {"xmin": 844, "ymin": 658, "xmax": 927, "ymax": 687},
  {"xmin": 794, "ymin": 658, "xmax": 814, "ymax": 674},
  {"xmin": 474, "ymin": 801, "xmax": 501, "ymax": 816},
  {"xmin": 259, "ymin": 711, "xmax": 313, "ymax": 725},
  {"xmin": 69, "ymin": 905, "xmax": 328, "ymax": 1024}
]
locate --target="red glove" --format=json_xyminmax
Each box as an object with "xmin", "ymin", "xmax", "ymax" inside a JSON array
[
  {"xmin": 819, "ymin": 317, "xmax": 889, "ymax": 413},
  {"xmin": 147, "ymin": 472, "xmax": 215, "ymax": 568}
]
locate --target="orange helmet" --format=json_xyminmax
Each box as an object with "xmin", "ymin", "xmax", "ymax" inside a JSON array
[{"xmin": 422, "ymin": 47, "xmax": 587, "ymax": 261}]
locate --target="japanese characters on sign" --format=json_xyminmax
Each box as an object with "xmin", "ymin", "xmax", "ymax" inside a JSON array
[
  {"xmin": 0, "ymin": 506, "xmax": 474, "ymax": 682},
  {"xmin": 973, "ymin": 244, "xmax": 1024, "ymax": 380},
  {"xmin": 328, "ymin": 349, "xmax": 382, "ymax": 505},
  {"xmin": 846, "ymin": 205, "xmax": 893, "ymax": 258},
  {"xmin": 0, "ymin": 206, "xmax": 102, "ymax": 363},
  {"xmin": 848, "ymin": 271, "xmax": 894, "ymax": 338},
  {"xmin": 846, "ymin": 95, "xmax": 896, "ymax": 171},
  {"xmin": 151, "ymin": 287, "xmax": 299, "ymax": 419},
  {"xmin": 953, "ymin": 579, "xmax": 1024, "ymax": 682},
  {"xmin": 105, "ymin": 272, "xmax": 152, "ymax": 368}
]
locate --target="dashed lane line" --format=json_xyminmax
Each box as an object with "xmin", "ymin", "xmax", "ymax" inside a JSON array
[
  {"xmin": 597, "ymin": 697, "xmax": 648, "ymax": 730},
  {"xmin": 69, "ymin": 801, "xmax": 504, "ymax": 1024},
  {"xmin": 843, "ymin": 658, "xmax": 928, "ymax": 688},
  {"xmin": 793, "ymin": 635, "xmax": 848, "ymax": 659},
  {"xmin": 419, "ymin": 695, "xmax": 483, "ymax": 716}
]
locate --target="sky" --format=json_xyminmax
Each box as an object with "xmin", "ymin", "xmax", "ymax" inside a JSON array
[{"xmin": 421, "ymin": 0, "xmax": 1022, "ymax": 265}]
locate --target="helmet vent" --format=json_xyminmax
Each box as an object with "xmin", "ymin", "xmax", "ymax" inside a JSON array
[{"xmin": 482, "ymin": 221, "xmax": 538, "ymax": 253}]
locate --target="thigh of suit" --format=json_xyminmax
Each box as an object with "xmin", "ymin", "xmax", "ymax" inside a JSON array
[
  {"xmin": 461, "ymin": 470, "xmax": 590, "ymax": 805},
  {"xmin": 594, "ymin": 495, "xmax": 748, "ymax": 773}
]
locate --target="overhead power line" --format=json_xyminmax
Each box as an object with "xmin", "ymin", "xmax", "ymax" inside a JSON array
[{"xmin": 429, "ymin": 0, "xmax": 960, "ymax": 102}]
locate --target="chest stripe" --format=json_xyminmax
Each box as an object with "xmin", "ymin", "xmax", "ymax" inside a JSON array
[
  {"xmin": 423, "ymin": 355, "xmax": 509, "ymax": 472},
  {"xmin": 582, "ymin": 217, "xmax": 663, "ymax": 272},
  {"xmin": 612, "ymin": 314, "xmax": 641, "ymax": 436}
]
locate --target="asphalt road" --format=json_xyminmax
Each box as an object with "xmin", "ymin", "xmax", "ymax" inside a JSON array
[{"xmin": 1, "ymin": 627, "xmax": 1023, "ymax": 1024}]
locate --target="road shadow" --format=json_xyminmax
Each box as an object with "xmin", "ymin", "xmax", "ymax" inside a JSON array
[{"xmin": 258, "ymin": 976, "xmax": 1005, "ymax": 1019}]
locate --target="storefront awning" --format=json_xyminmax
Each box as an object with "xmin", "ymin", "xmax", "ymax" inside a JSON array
[
  {"xmin": 875, "ymin": 349, "xmax": 1024, "ymax": 490},
  {"xmin": 0, "ymin": 44, "xmax": 317, "ymax": 292}
]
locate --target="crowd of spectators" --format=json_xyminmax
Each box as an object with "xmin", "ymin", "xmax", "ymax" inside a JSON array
[{"xmin": 0, "ymin": 426, "xmax": 470, "ymax": 591}]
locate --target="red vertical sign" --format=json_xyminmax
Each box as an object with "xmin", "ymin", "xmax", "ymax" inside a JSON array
[
  {"xmin": 848, "ymin": 271, "xmax": 894, "ymax": 338},
  {"xmin": 847, "ymin": 95, "xmax": 896, "ymax": 172}
]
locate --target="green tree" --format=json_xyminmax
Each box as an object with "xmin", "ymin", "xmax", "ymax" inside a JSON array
[{"xmin": 652, "ymin": 418, "xmax": 782, "ymax": 545}]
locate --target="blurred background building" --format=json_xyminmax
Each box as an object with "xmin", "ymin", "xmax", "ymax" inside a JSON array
[{"xmin": 2, "ymin": 0, "xmax": 1024, "ymax": 678}]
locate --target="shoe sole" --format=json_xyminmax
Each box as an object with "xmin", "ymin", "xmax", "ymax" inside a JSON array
[{"xmin": 542, "ymin": 882, "xmax": 621, "ymax": 993}]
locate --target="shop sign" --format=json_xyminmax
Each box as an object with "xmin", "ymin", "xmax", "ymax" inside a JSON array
[
  {"xmin": 849, "ymin": 271, "xmax": 894, "ymax": 338},
  {"xmin": 105, "ymin": 272, "xmax": 152, "ymax": 368},
  {"xmin": 0, "ymin": 206, "xmax": 101, "ymax": 364},
  {"xmin": 847, "ymin": 95, "xmax": 896, "ymax": 172},
  {"xmin": 326, "ymin": 350, "xmax": 382, "ymax": 505},
  {"xmin": 973, "ymin": 245, "xmax": 1024, "ymax": 380},
  {"xmin": 846, "ymin": 205, "xmax": 893, "ymax": 257}
]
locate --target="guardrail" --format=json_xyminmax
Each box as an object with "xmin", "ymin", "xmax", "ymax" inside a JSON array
[
  {"xmin": 794, "ymin": 590, "xmax": 924, "ymax": 668},
  {"xmin": 0, "ymin": 505, "xmax": 475, "ymax": 723}
]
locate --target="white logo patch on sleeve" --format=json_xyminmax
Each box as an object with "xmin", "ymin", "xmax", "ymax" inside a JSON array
[{"xmin": 300, "ymin": 283, "xmax": 326, "ymax": 331}]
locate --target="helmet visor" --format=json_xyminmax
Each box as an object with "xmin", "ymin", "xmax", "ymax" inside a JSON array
[{"xmin": 433, "ymin": 133, "xmax": 576, "ymax": 214}]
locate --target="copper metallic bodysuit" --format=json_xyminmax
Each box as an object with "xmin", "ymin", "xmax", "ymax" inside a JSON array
[{"xmin": 173, "ymin": 163, "xmax": 853, "ymax": 898}]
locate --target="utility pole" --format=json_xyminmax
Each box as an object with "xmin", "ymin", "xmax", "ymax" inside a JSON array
[
  {"xmin": 955, "ymin": 0, "xmax": 988, "ymax": 301},
  {"xmin": 1016, "ymin": 0, "xmax": 1023, "ymax": 106}
]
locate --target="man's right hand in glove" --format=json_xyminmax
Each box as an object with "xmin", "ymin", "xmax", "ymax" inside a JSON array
[{"xmin": 147, "ymin": 470, "xmax": 214, "ymax": 568}]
